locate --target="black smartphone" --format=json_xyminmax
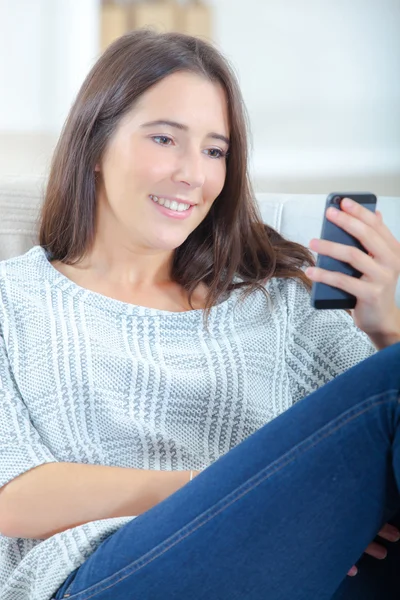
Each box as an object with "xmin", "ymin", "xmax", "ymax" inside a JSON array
[{"xmin": 311, "ymin": 192, "xmax": 377, "ymax": 310}]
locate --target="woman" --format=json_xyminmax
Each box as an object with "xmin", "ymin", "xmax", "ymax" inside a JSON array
[{"xmin": 0, "ymin": 29, "xmax": 400, "ymax": 600}]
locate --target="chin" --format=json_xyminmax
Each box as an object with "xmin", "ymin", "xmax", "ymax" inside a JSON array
[
  {"xmin": 150, "ymin": 238, "xmax": 187, "ymax": 252},
  {"xmin": 151, "ymin": 231, "xmax": 192, "ymax": 249}
]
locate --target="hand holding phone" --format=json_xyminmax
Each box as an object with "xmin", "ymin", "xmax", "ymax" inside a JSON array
[{"xmin": 310, "ymin": 192, "xmax": 377, "ymax": 310}]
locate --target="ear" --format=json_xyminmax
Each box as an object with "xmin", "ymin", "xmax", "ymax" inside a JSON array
[{"xmin": 94, "ymin": 163, "xmax": 101, "ymax": 172}]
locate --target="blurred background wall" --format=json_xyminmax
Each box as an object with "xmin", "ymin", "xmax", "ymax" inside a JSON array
[{"xmin": 0, "ymin": 0, "xmax": 399, "ymax": 195}]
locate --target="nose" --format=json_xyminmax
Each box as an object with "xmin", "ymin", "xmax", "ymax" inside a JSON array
[{"xmin": 173, "ymin": 147, "xmax": 206, "ymax": 189}]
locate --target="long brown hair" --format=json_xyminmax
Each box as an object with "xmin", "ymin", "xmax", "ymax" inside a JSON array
[{"xmin": 39, "ymin": 29, "xmax": 317, "ymax": 325}]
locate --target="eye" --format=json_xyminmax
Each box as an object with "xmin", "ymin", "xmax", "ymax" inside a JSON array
[
  {"xmin": 205, "ymin": 148, "xmax": 228, "ymax": 159},
  {"xmin": 152, "ymin": 135, "xmax": 173, "ymax": 146}
]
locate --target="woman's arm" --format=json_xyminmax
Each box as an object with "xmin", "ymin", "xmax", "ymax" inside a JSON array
[
  {"xmin": 367, "ymin": 321, "xmax": 400, "ymax": 350},
  {"xmin": 0, "ymin": 462, "xmax": 199, "ymax": 540}
]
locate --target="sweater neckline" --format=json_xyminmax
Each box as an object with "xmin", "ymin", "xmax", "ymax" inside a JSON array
[{"xmin": 34, "ymin": 245, "xmax": 238, "ymax": 319}]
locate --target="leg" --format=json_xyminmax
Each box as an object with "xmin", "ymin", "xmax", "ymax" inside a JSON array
[
  {"xmin": 331, "ymin": 507, "xmax": 400, "ymax": 599},
  {"xmin": 55, "ymin": 343, "xmax": 400, "ymax": 600}
]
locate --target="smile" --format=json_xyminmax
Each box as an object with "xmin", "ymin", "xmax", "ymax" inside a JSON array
[
  {"xmin": 150, "ymin": 195, "xmax": 191, "ymax": 212},
  {"xmin": 149, "ymin": 195, "xmax": 195, "ymax": 220}
]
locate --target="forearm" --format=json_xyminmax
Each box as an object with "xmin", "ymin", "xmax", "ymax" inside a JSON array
[
  {"xmin": 1, "ymin": 462, "xmax": 196, "ymax": 540},
  {"xmin": 369, "ymin": 331, "xmax": 400, "ymax": 350},
  {"xmin": 368, "ymin": 317, "xmax": 400, "ymax": 350}
]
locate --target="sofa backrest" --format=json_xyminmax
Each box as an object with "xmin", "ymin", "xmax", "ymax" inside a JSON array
[{"xmin": 1, "ymin": 178, "xmax": 399, "ymax": 305}]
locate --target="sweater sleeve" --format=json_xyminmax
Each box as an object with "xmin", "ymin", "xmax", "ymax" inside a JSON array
[
  {"xmin": 0, "ymin": 330, "xmax": 58, "ymax": 490},
  {"xmin": 277, "ymin": 277, "xmax": 377, "ymax": 405}
]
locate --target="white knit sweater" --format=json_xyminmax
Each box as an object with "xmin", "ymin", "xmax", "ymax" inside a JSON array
[{"xmin": 0, "ymin": 246, "xmax": 376, "ymax": 600}]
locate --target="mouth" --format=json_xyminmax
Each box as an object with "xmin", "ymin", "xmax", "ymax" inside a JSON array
[
  {"xmin": 149, "ymin": 194, "xmax": 195, "ymax": 220},
  {"xmin": 149, "ymin": 194, "xmax": 196, "ymax": 210}
]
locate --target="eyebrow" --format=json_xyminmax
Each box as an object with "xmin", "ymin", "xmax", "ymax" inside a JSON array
[{"xmin": 140, "ymin": 119, "xmax": 230, "ymax": 146}]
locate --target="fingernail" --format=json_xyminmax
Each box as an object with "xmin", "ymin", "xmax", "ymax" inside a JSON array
[
  {"xmin": 384, "ymin": 525, "xmax": 400, "ymax": 542},
  {"xmin": 348, "ymin": 566, "xmax": 358, "ymax": 577},
  {"xmin": 342, "ymin": 198, "xmax": 353, "ymax": 209},
  {"xmin": 327, "ymin": 207, "xmax": 339, "ymax": 218}
]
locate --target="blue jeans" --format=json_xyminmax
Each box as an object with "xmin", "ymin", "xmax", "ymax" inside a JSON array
[{"xmin": 53, "ymin": 342, "xmax": 400, "ymax": 600}]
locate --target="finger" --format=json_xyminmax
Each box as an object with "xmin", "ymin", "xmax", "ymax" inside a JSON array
[
  {"xmin": 308, "ymin": 238, "xmax": 381, "ymax": 280},
  {"xmin": 374, "ymin": 209, "xmax": 400, "ymax": 250},
  {"xmin": 347, "ymin": 566, "xmax": 358, "ymax": 577},
  {"xmin": 338, "ymin": 199, "xmax": 400, "ymax": 258},
  {"xmin": 377, "ymin": 523, "xmax": 400, "ymax": 542},
  {"xmin": 364, "ymin": 541, "xmax": 388, "ymax": 560},
  {"xmin": 326, "ymin": 205, "xmax": 390, "ymax": 265},
  {"xmin": 304, "ymin": 267, "xmax": 384, "ymax": 302}
]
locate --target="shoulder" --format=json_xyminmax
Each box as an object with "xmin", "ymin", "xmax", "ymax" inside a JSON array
[
  {"xmin": 269, "ymin": 275, "xmax": 375, "ymax": 353},
  {"xmin": 0, "ymin": 246, "xmax": 46, "ymax": 313},
  {"xmin": 231, "ymin": 276, "xmax": 305, "ymax": 326},
  {"xmin": 269, "ymin": 275, "xmax": 311, "ymax": 304},
  {"xmin": 267, "ymin": 275, "xmax": 348, "ymax": 321},
  {"xmin": 260, "ymin": 275, "xmax": 312, "ymax": 318},
  {"xmin": 0, "ymin": 245, "xmax": 43, "ymax": 275}
]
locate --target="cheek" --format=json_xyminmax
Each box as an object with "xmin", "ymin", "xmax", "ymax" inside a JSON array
[
  {"xmin": 131, "ymin": 146, "xmax": 174, "ymax": 186},
  {"xmin": 204, "ymin": 162, "xmax": 226, "ymax": 201}
]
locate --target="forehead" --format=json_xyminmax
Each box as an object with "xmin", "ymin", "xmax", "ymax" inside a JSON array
[{"xmin": 127, "ymin": 71, "xmax": 230, "ymax": 136}]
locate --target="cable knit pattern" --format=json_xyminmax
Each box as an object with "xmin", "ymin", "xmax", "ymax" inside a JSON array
[{"xmin": 0, "ymin": 246, "xmax": 376, "ymax": 600}]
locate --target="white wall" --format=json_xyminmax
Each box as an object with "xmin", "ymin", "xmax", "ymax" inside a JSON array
[
  {"xmin": 211, "ymin": 0, "xmax": 400, "ymax": 183},
  {"xmin": 0, "ymin": 0, "xmax": 100, "ymax": 132},
  {"xmin": 0, "ymin": 0, "xmax": 399, "ymax": 192}
]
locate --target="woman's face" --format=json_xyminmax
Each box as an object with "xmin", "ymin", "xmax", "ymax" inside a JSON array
[{"xmin": 95, "ymin": 71, "xmax": 230, "ymax": 254}]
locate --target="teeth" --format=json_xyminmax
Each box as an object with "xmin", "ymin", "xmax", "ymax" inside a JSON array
[{"xmin": 150, "ymin": 195, "xmax": 191, "ymax": 212}]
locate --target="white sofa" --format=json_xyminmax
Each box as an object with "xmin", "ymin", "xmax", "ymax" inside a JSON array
[{"xmin": 0, "ymin": 177, "xmax": 399, "ymax": 306}]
